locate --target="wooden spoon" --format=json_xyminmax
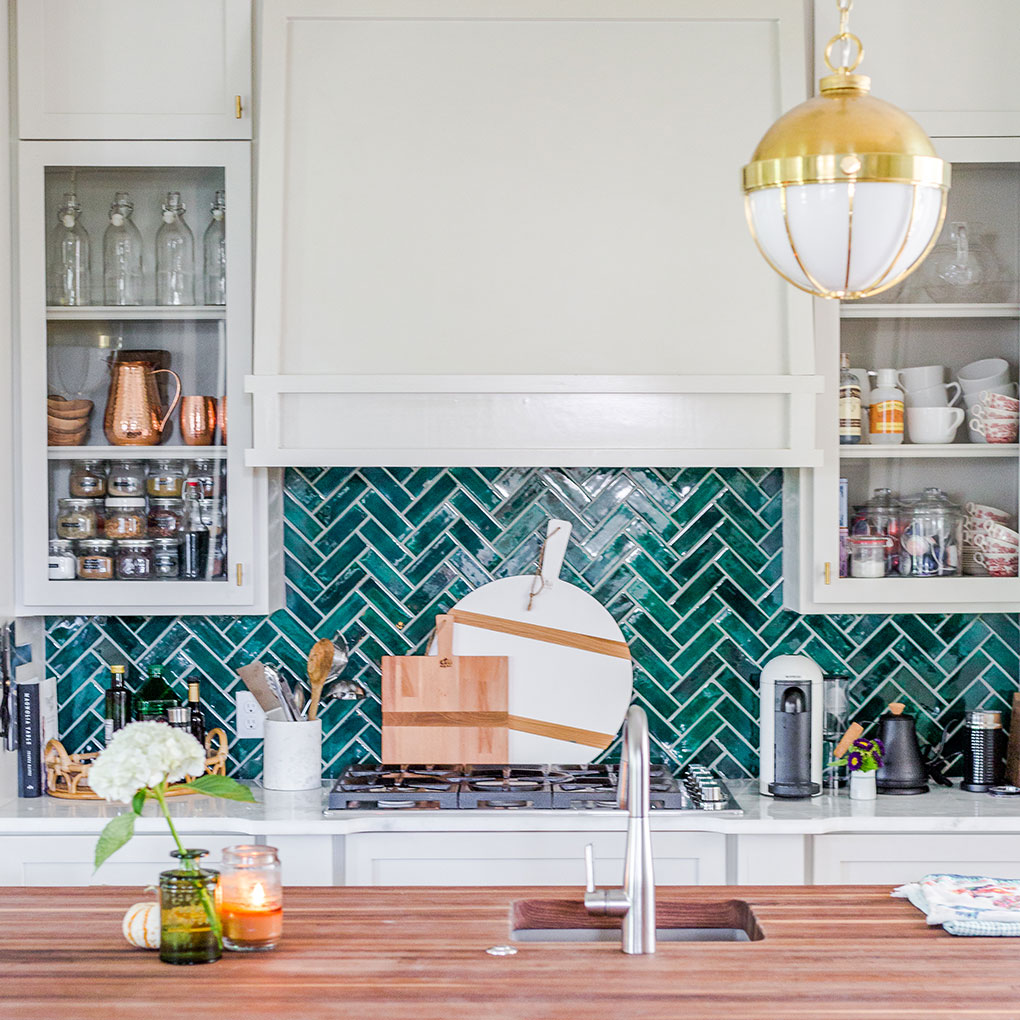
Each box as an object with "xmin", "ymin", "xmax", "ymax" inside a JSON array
[{"xmin": 306, "ymin": 639, "xmax": 334, "ymax": 721}]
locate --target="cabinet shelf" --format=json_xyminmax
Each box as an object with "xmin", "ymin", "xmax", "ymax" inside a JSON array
[
  {"xmin": 840, "ymin": 444, "xmax": 1018, "ymax": 459},
  {"xmin": 47, "ymin": 445, "xmax": 226, "ymax": 460},
  {"xmin": 46, "ymin": 306, "xmax": 226, "ymax": 321},
  {"xmin": 841, "ymin": 303, "xmax": 1020, "ymax": 319}
]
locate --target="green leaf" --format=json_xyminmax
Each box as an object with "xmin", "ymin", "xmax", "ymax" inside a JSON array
[
  {"xmin": 179, "ymin": 773, "xmax": 256, "ymax": 802},
  {"xmin": 94, "ymin": 812, "xmax": 136, "ymax": 871},
  {"xmin": 131, "ymin": 789, "xmax": 146, "ymax": 816}
]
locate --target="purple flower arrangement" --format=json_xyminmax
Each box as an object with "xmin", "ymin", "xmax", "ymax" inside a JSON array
[{"xmin": 836, "ymin": 737, "xmax": 884, "ymax": 773}]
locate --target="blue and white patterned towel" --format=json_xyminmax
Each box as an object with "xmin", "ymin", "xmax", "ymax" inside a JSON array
[{"xmin": 892, "ymin": 873, "xmax": 1020, "ymax": 936}]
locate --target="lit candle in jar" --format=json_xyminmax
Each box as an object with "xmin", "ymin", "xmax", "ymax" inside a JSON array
[{"xmin": 219, "ymin": 846, "xmax": 283, "ymax": 951}]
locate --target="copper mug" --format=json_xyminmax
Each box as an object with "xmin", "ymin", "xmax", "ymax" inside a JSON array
[
  {"xmin": 104, "ymin": 361, "xmax": 182, "ymax": 446},
  {"xmin": 180, "ymin": 396, "xmax": 217, "ymax": 446}
]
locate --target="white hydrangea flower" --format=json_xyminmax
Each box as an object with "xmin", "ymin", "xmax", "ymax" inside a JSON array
[{"xmin": 89, "ymin": 721, "xmax": 206, "ymax": 803}]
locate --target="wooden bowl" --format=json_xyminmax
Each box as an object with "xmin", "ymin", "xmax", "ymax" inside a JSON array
[
  {"xmin": 48, "ymin": 427, "xmax": 89, "ymax": 446},
  {"xmin": 47, "ymin": 414, "xmax": 90, "ymax": 434},
  {"xmin": 47, "ymin": 397, "xmax": 94, "ymax": 420}
]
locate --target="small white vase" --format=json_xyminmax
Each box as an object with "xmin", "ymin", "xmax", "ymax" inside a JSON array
[{"xmin": 849, "ymin": 770, "xmax": 877, "ymax": 800}]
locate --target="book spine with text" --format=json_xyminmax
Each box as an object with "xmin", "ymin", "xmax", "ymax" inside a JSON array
[{"xmin": 16, "ymin": 681, "xmax": 41, "ymax": 797}]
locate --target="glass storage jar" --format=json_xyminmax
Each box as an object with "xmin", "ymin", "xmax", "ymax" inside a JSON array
[
  {"xmin": 219, "ymin": 845, "xmax": 283, "ymax": 952},
  {"xmin": 148, "ymin": 498, "xmax": 184, "ymax": 537},
  {"xmin": 187, "ymin": 459, "xmax": 219, "ymax": 498},
  {"xmin": 47, "ymin": 539, "xmax": 76, "ymax": 580},
  {"xmin": 107, "ymin": 460, "xmax": 146, "ymax": 497},
  {"xmin": 153, "ymin": 538, "xmax": 181, "ymax": 578},
  {"xmin": 68, "ymin": 460, "xmax": 107, "ymax": 498},
  {"xmin": 115, "ymin": 539, "xmax": 154, "ymax": 579},
  {"xmin": 147, "ymin": 460, "xmax": 185, "ymax": 498},
  {"xmin": 849, "ymin": 535, "xmax": 895, "ymax": 578},
  {"xmin": 158, "ymin": 849, "xmax": 221, "ymax": 965},
  {"xmin": 56, "ymin": 498, "xmax": 97, "ymax": 540},
  {"xmin": 76, "ymin": 538, "xmax": 115, "ymax": 579},
  {"xmin": 899, "ymin": 488, "xmax": 964, "ymax": 577},
  {"xmin": 82, "ymin": 498, "xmax": 106, "ymax": 537},
  {"xmin": 851, "ymin": 487, "xmax": 903, "ymax": 576},
  {"xmin": 105, "ymin": 497, "xmax": 147, "ymax": 539}
]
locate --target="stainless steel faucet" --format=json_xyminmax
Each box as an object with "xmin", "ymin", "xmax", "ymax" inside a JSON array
[{"xmin": 583, "ymin": 705, "xmax": 656, "ymax": 954}]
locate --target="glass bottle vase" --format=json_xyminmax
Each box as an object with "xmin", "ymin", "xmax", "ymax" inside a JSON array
[
  {"xmin": 203, "ymin": 189, "xmax": 226, "ymax": 305},
  {"xmin": 155, "ymin": 191, "xmax": 195, "ymax": 305},
  {"xmin": 47, "ymin": 193, "xmax": 91, "ymax": 306},
  {"xmin": 103, "ymin": 192, "xmax": 144, "ymax": 305},
  {"xmin": 158, "ymin": 848, "xmax": 221, "ymax": 965}
]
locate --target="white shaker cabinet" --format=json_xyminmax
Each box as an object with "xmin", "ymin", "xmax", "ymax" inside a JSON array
[
  {"xmin": 785, "ymin": 137, "xmax": 1020, "ymax": 614},
  {"xmin": 16, "ymin": 0, "xmax": 252, "ymax": 140},
  {"xmin": 248, "ymin": 0, "xmax": 820, "ymax": 468},
  {"xmin": 813, "ymin": 0, "xmax": 1020, "ymax": 138}
]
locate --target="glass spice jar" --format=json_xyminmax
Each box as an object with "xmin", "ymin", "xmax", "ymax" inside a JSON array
[
  {"xmin": 82, "ymin": 498, "xmax": 106, "ymax": 536},
  {"xmin": 47, "ymin": 539, "xmax": 76, "ymax": 579},
  {"xmin": 187, "ymin": 459, "xmax": 219, "ymax": 499},
  {"xmin": 56, "ymin": 498, "xmax": 97, "ymax": 540},
  {"xmin": 105, "ymin": 497, "xmax": 148, "ymax": 539},
  {"xmin": 107, "ymin": 460, "xmax": 146, "ymax": 497},
  {"xmin": 68, "ymin": 460, "xmax": 107, "ymax": 498},
  {"xmin": 197, "ymin": 499, "xmax": 223, "ymax": 529},
  {"xmin": 115, "ymin": 539, "xmax": 154, "ymax": 579},
  {"xmin": 158, "ymin": 849, "xmax": 221, "ymax": 965},
  {"xmin": 147, "ymin": 460, "xmax": 185, "ymax": 498},
  {"xmin": 148, "ymin": 498, "xmax": 184, "ymax": 537},
  {"xmin": 219, "ymin": 845, "xmax": 283, "ymax": 952},
  {"xmin": 153, "ymin": 538, "xmax": 181, "ymax": 578},
  {"xmin": 76, "ymin": 538, "xmax": 115, "ymax": 579}
]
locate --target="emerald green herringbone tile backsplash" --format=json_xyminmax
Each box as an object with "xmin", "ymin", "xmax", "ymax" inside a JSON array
[{"xmin": 46, "ymin": 467, "xmax": 1020, "ymax": 779}]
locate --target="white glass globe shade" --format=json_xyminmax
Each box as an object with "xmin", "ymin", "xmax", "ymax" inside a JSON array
[{"xmin": 747, "ymin": 181, "xmax": 945, "ymax": 298}]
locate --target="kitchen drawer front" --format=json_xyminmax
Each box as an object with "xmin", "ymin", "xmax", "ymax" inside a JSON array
[
  {"xmin": 0, "ymin": 833, "xmax": 242, "ymax": 886},
  {"xmin": 813, "ymin": 834, "xmax": 1020, "ymax": 886},
  {"xmin": 343, "ymin": 830, "xmax": 726, "ymax": 887}
]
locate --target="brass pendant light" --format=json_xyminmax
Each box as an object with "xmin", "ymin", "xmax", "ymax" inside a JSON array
[{"xmin": 742, "ymin": 0, "xmax": 951, "ymax": 300}]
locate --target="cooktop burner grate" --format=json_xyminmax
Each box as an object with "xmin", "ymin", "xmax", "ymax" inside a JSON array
[{"xmin": 327, "ymin": 763, "xmax": 741, "ymax": 812}]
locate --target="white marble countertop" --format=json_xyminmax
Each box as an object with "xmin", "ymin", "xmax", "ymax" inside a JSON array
[{"xmin": 1, "ymin": 779, "xmax": 1019, "ymax": 836}]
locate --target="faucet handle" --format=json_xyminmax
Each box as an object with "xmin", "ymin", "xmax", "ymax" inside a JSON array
[{"xmin": 584, "ymin": 843, "xmax": 596, "ymax": 893}]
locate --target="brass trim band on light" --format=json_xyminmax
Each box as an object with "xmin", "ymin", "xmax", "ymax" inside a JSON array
[{"xmin": 743, "ymin": 153, "xmax": 950, "ymax": 193}]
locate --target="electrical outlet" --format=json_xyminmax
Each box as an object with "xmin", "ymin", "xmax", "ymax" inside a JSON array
[{"xmin": 235, "ymin": 691, "xmax": 265, "ymax": 738}]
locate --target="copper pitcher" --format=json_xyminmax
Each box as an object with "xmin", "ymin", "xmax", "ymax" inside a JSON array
[{"xmin": 104, "ymin": 361, "xmax": 182, "ymax": 446}]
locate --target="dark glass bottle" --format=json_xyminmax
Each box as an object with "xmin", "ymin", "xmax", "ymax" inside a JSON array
[
  {"xmin": 103, "ymin": 665, "xmax": 133, "ymax": 743},
  {"xmin": 181, "ymin": 480, "xmax": 209, "ymax": 580},
  {"xmin": 187, "ymin": 680, "xmax": 206, "ymax": 744},
  {"xmin": 134, "ymin": 664, "xmax": 179, "ymax": 721}
]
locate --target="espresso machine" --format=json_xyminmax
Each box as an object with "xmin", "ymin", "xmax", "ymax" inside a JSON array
[{"xmin": 759, "ymin": 654, "xmax": 824, "ymax": 798}]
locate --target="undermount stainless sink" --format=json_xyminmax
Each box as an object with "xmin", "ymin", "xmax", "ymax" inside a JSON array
[{"xmin": 511, "ymin": 898, "xmax": 764, "ymax": 944}]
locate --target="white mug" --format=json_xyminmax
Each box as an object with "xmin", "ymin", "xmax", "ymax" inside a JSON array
[
  {"xmin": 906, "ymin": 405, "xmax": 965, "ymax": 444},
  {"xmin": 898, "ymin": 365, "xmax": 945, "ymax": 392},
  {"xmin": 958, "ymin": 357, "xmax": 1011, "ymax": 394},
  {"xmin": 905, "ymin": 381, "xmax": 961, "ymax": 408}
]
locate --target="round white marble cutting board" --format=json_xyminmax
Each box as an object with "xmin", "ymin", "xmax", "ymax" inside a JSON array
[{"xmin": 429, "ymin": 521, "xmax": 633, "ymax": 764}]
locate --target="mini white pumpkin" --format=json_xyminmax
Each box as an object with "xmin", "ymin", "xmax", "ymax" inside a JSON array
[{"xmin": 122, "ymin": 901, "xmax": 161, "ymax": 949}]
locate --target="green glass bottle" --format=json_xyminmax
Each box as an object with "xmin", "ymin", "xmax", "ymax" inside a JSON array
[{"xmin": 134, "ymin": 664, "xmax": 180, "ymax": 722}]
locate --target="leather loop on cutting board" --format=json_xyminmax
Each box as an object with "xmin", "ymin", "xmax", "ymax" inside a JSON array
[
  {"xmin": 382, "ymin": 712, "xmax": 612, "ymax": 749},
  {"xmin": 447, "ymin": 609, "xmax": 631, "ymax": 660}
]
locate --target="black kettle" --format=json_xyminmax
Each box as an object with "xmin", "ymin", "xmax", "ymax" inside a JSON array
[{"xmin": 876, "ymin": 708, "xmax": 929, "ymax": 795}]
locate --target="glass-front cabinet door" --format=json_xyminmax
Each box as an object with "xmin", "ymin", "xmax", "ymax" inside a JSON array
[
  {"xmin": 16, "ymin": 141, "xmax": 278, "ymax": 615},
  {"xmin": 787, "ymin": 139, "xmax": 1020, "ymax": 613}
]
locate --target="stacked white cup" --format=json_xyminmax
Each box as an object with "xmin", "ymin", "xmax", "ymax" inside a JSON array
[
  {"xmin": 957, "ymin": 358, "xmax": 1018, "ymax": 444},
  {"xmin": 899, "ymin": 365, "xmax": 965, "ymax": 444}
]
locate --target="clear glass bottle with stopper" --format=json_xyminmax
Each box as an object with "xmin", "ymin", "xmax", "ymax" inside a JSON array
[
  {"xmin": 48, "ymin": 193, "xmax": 90, "ymax": 306},
  {"xmin": 103, "ymin": 192, "xmax": 143, "ymax": 305},
  {"xmin": 838, "ymin": 353, "xmax": 862, "ymax": 445},
  {"xmin": 181, "ymin": 479, "xmax": 209, "ymax": 580},
  {"xmin": 203, "ymin": 190, "xmax": 226, "ymax": 305},
  {"xmin": 156, "ymin": 191, "xmax": 195, "ymax": 305}
]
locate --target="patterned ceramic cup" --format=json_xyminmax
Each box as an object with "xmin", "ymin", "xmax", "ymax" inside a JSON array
[
  {"xmin": 965, "ymin": 502, "xmax": 1012, "ymax": 523},
  {"xmin": 980, "ymin": 390, "xmax": 1020, "ymax": 413},
  {"xmin": 969, "ymin": 416, "xmax": 1019, "ymax": 443},
  {"xmin": 973, "ymin": 550, "xmax": 1020, "ymax": 577}
]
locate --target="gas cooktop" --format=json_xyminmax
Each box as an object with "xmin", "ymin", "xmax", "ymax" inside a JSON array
[{"xmin": 326, "ymin": 762, "xmax": 741, "ymax": 812}]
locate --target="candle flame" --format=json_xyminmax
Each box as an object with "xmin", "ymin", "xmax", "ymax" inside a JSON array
[{"xmin": 251, "ymin": 881, "xmax": 266, "ymax": 908}]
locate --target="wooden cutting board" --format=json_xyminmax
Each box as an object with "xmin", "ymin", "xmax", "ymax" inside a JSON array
[{"xmin": 381, "ymin": 614, "xmax": 509, "ymax": 763}]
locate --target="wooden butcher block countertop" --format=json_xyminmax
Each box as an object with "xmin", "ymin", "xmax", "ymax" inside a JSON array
[{"xmin": 4, "ymin": 885, "xmax": 1020, "ymax": 1020}]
